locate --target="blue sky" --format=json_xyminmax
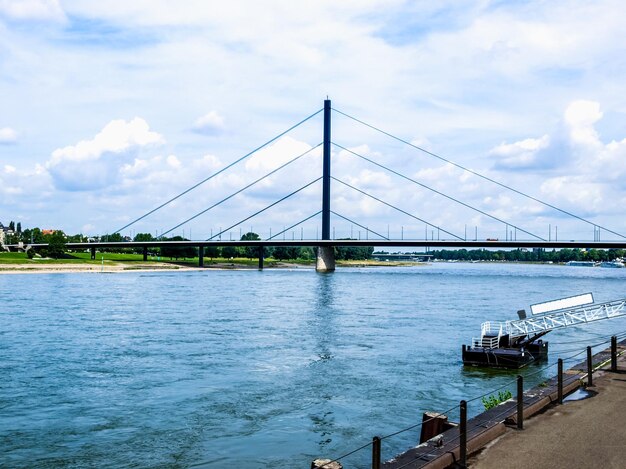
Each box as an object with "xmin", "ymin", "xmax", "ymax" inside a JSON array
[{"xmin": 1, "ymin": 0, "xmax": 625, "ymax": 242}]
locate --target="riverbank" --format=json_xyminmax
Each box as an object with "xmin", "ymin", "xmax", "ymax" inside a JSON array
[
  {"xmin": 0, "ymin": 262, "xmax": 203, "ymax": 274},
  {"xmin": 0, "ymin": 253, "xmax": 422, "ymax": 274}
]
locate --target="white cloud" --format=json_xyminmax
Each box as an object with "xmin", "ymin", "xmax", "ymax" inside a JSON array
[
  {"xmin": 564, "ymin": 100, "xmax": 604, "ymax": 150},
  {"xmin": 489, "ymin": 100, "xmax": 626, "ymax": 218},
  {"xmin": 0, "ymin": 0, "xmax": 66, "ymax": 22},
  {"xmin": 244, "ymin": 136, "xmax": 318, "ymax": 177},
  {"xmin": 0, "ymin": 127, "xmax": 17, "ymax": 144},
  {"xmin": 489, "ymin": 135, "xmax": 550, "ymax": 169},
  {"xmin": 0, "ymin": 162, "xmax": 53, "ymax": 205},
  {"xmin": 192, "ymin": 111, "xmax": 225, "ymax": 135},
  {"xmin": 166, "ymin": 154, "xmax": 181, "ymax": 169},
  {"xmin": 46, "ymin": 118, "xmax": 164, "ymax": 191},
  {"xmin": 540, "ymin": 177, "xmax": 604, "ymax": 214}
]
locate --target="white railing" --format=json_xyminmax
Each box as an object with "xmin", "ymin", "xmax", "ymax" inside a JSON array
[
  {"xmin": 480, "ymin": 321, "xmax": 505, "ymax": 338},
  {"xmin": 472, "ymin": 335, "xmax": 499, "ymax": 349},
  {"xmin": 505, "ymin": 298, "xmax": 626, "ymax": 338}
]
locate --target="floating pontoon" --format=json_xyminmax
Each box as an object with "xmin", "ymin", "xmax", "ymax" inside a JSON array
[{"xmin": 462, "ymin": 293, "xmax": 626, "ymax": 368}]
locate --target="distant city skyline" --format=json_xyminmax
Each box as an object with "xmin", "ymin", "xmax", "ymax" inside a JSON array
[{"xmin": 1, "ymin": 1, "xmax": 626, "ymax": 241}]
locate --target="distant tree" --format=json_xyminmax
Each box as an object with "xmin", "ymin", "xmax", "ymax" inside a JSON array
[
  {"xmin": 272, "ymin": 246, "xmax": 302, "ymax": 260},
  {"xmin": 134, "ymin": 233, "xmax": 155, "ymax": 242},
  {"xmin": 103, "ymin": 233, "xmax": 124, "ymax": 242},
  {"xmin": 19, "ymin": 227, "xmax": 45, "ymax": 245},
  {"xmin": 16, "ymin": 222, "xmax": 21, "ymax": 233},
  {"xmin": 240, "ymin": 232, "xmax": 261, "ymax": 258},
  {"xmin": 160, "ymin": 236, "xmax": 197, "ymax": 260},
  {"xmin": 272, "ymin": 245, "xmax": 291, "ymax": 260},
  {"xmin": 297, "ymin": 247, "xmax": 314, "ymax": 260},
  {"xmin": 31, "ymin": 228, "xmax": 44, "ymax": 243},
  {"xmin": 66, "ymin": 233, "xmax": 86, "ymax": 243},
  {"xmin": 221, "ymin": 245, "xmax": 239, "ymax": 258},
  {"xmin": 334, "ymin": 242, "xmax": 374, "ymax": 260},
  {"xmin": 205, "ymin": 245, "xmax": 220, "ymax": 259},
  {"xmin": 133, "ymin": 233, "xmax": 155, "ymax": 254},
  {"xmin": 8, "ymin": 221, "xmax": 14, "ymax": 231},
  {"xmin": 42, "ymin": 231, "xmax": 67, "ymax": 258}
]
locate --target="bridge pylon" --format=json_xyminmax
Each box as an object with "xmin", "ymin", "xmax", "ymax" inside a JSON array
[{"xmin": 316, "ymin": 98, "xmax": 335, "ymax": 272}]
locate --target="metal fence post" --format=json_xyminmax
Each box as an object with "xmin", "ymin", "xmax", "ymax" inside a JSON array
[
  {"xmin": 517, "ymin": 375, "xmax": 523, "ymax": 430},
  {"xmin": 611, "ymin": 336, "xmax": 617, "ymax": 372},
  {"xmin": 372, "ymin": 436, "xmax": 381, "ymax": 469},
  {"xmin": 558, "ymin": 358, "xmax": 563, "ymax": 404},
  {"xmin": 460, "ymin": 400, "xmax": 467, "ymax": 467},
  {"xmin": 587, "ymin": 346, "xmax": 593, "ymax": 387}
]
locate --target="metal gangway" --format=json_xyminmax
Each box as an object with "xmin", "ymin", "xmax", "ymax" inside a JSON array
[{"xmin": 476, "ymin": 293, "xmax": 626, "ymax": 347}]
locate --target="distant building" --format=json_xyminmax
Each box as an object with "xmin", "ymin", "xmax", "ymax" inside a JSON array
[
  {"xmin": 42, "ymin": 229, "xmax": 57, "ymax": 236},
  {"xmin": 0, "ymin": 221, "xmax": 10, "ymax": 246}
]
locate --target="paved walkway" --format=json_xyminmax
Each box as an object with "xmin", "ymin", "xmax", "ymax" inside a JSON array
[{"xmin": 470, "ymin": 361, "xmax": 626, "ymax": 469}]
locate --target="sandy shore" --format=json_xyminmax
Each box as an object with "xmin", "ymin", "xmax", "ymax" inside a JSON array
[
  {"xmin": 0, "ymin": 262, "xmax": 204, "ymax": 274},
  {"xmin": 0, "ymin": 259, "xmax": 423, "ymax": 274},
  {"xmin": 0, "ymin": 260, "xmax": 318, "ymax": 274}
]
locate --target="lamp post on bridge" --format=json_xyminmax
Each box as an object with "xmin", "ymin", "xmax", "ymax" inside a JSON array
[{"xmin": 316, "ymin": 98, "xmax": 336, "ymax": 272}]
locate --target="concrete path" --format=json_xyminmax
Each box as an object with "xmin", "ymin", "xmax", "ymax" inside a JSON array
[{"xmin": 470, "ymin": 362, "xmax": 626, "ymax": 469}]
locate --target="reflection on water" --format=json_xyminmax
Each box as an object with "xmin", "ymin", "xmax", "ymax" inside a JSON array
[
  {"xmin": 1, "ymin": 263, "xmax": 625, "ymax": 468},
  {"xmin": 309, "ymin": 273, "xmax": 338, "ymax": 452}
]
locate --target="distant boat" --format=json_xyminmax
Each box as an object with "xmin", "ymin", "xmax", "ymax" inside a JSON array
[
  {"xmin": 566, "ymin": 261, "xmax": 596, "ymax": 267},
  {"xmin": 600, "ymin": 261, "xmax": 625, "ymax": 268}
]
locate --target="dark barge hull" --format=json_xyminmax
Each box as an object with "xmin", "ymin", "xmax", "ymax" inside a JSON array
[{"xmin": 462, "ymin": 340, "xmax": 549, "ymax": 369}]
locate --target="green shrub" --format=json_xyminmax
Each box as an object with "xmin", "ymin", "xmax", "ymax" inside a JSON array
[{"xmin": 482, "ymin": 390, "xmax": 513, "ymax": 410}]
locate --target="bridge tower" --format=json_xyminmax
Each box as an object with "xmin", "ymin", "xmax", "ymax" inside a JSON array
[{"xmin": 316, "ymin": 99, "xmax": 335, "ymax": 272}]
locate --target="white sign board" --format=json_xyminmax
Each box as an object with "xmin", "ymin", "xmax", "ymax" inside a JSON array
[{"xmin": 530, "ymin": 293, "xmax": 594, "ymax": 316}]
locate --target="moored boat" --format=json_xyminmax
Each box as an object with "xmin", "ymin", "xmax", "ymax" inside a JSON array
[
  {"xmin": 566, "ymin": 260, "xmax": 596, "ymax": 267},
  {"xmin": 462, "ymin": 293, "xmax": 626, "ymax": 369}
]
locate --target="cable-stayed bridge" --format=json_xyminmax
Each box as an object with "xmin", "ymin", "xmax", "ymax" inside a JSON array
[{"xmin": 17, "ymin": 99, "xmax": 626, "ymax": 271}]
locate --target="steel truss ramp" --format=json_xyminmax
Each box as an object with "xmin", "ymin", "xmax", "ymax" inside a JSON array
[{"xmin": 506, "ymin": 299, "xmax": 626, "ymax": 338}]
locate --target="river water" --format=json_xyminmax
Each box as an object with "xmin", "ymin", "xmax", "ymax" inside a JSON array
[{"xmin": 1, "ymin": 263, "xmax": 625, "ymax": 468}]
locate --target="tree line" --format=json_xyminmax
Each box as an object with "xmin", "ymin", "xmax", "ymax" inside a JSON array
[
  {"xmin": 428, "ymin": 248, "xmax": 625, "ymax": 262},
  {"xmin": 1, "ymin": 224, "xmax": 374, "ymax": 261},
  {"xmin": 1, "ymin": 221, "xmax": 70, "ymax": 259},
  {"xmin": 131, "ymin": 232, "xmax": 374, "ymax": 261}
]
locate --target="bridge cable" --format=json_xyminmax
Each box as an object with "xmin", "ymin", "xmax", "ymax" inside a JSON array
[
  {"xmin": 330, "ymin": 211, "xmax": 387, "ymax": 240},
  {"xmin": 207, "ymin": 177, "xmax": 322, "ymax": 240},
  {"xmin": 332, "ymin": 176, "xmax": 464, "ymax": 240},
  {"xmin": 267, "ymin": 211, "xmax": 322, "ymax": 240},
  {"xmin": 159, "ymin": 143, "xmax": 323, "ymax": 238},
  {"xmin": 333, "ymin": 142, "xmax": 545, "ymax": 241},
  {"xmin": 333, "ymin": 107, "xmax": 626, "ymax": 240},
  {"xmin": 112, "ymin": 108, "xmax": 323, "ymax": 235}
]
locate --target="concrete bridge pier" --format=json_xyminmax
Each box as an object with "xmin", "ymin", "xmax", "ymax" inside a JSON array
[
  {"xmin": 198, "ymin": 246, "xmax": 204, "ymax": 267},
  {"xmin": 316, "ymin": 246, "xmax": 335, "ymax": 272},
  {"xmin": 90, "ymin": 247, "xmax": 96, "ymax": 260},
  {"xmin": 143, "ymin": 246, "xmax": 148, "ymax": 261},
  {"xmin": 258, "ymin": 246, "xmax": 264, "ymax": 270}
]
